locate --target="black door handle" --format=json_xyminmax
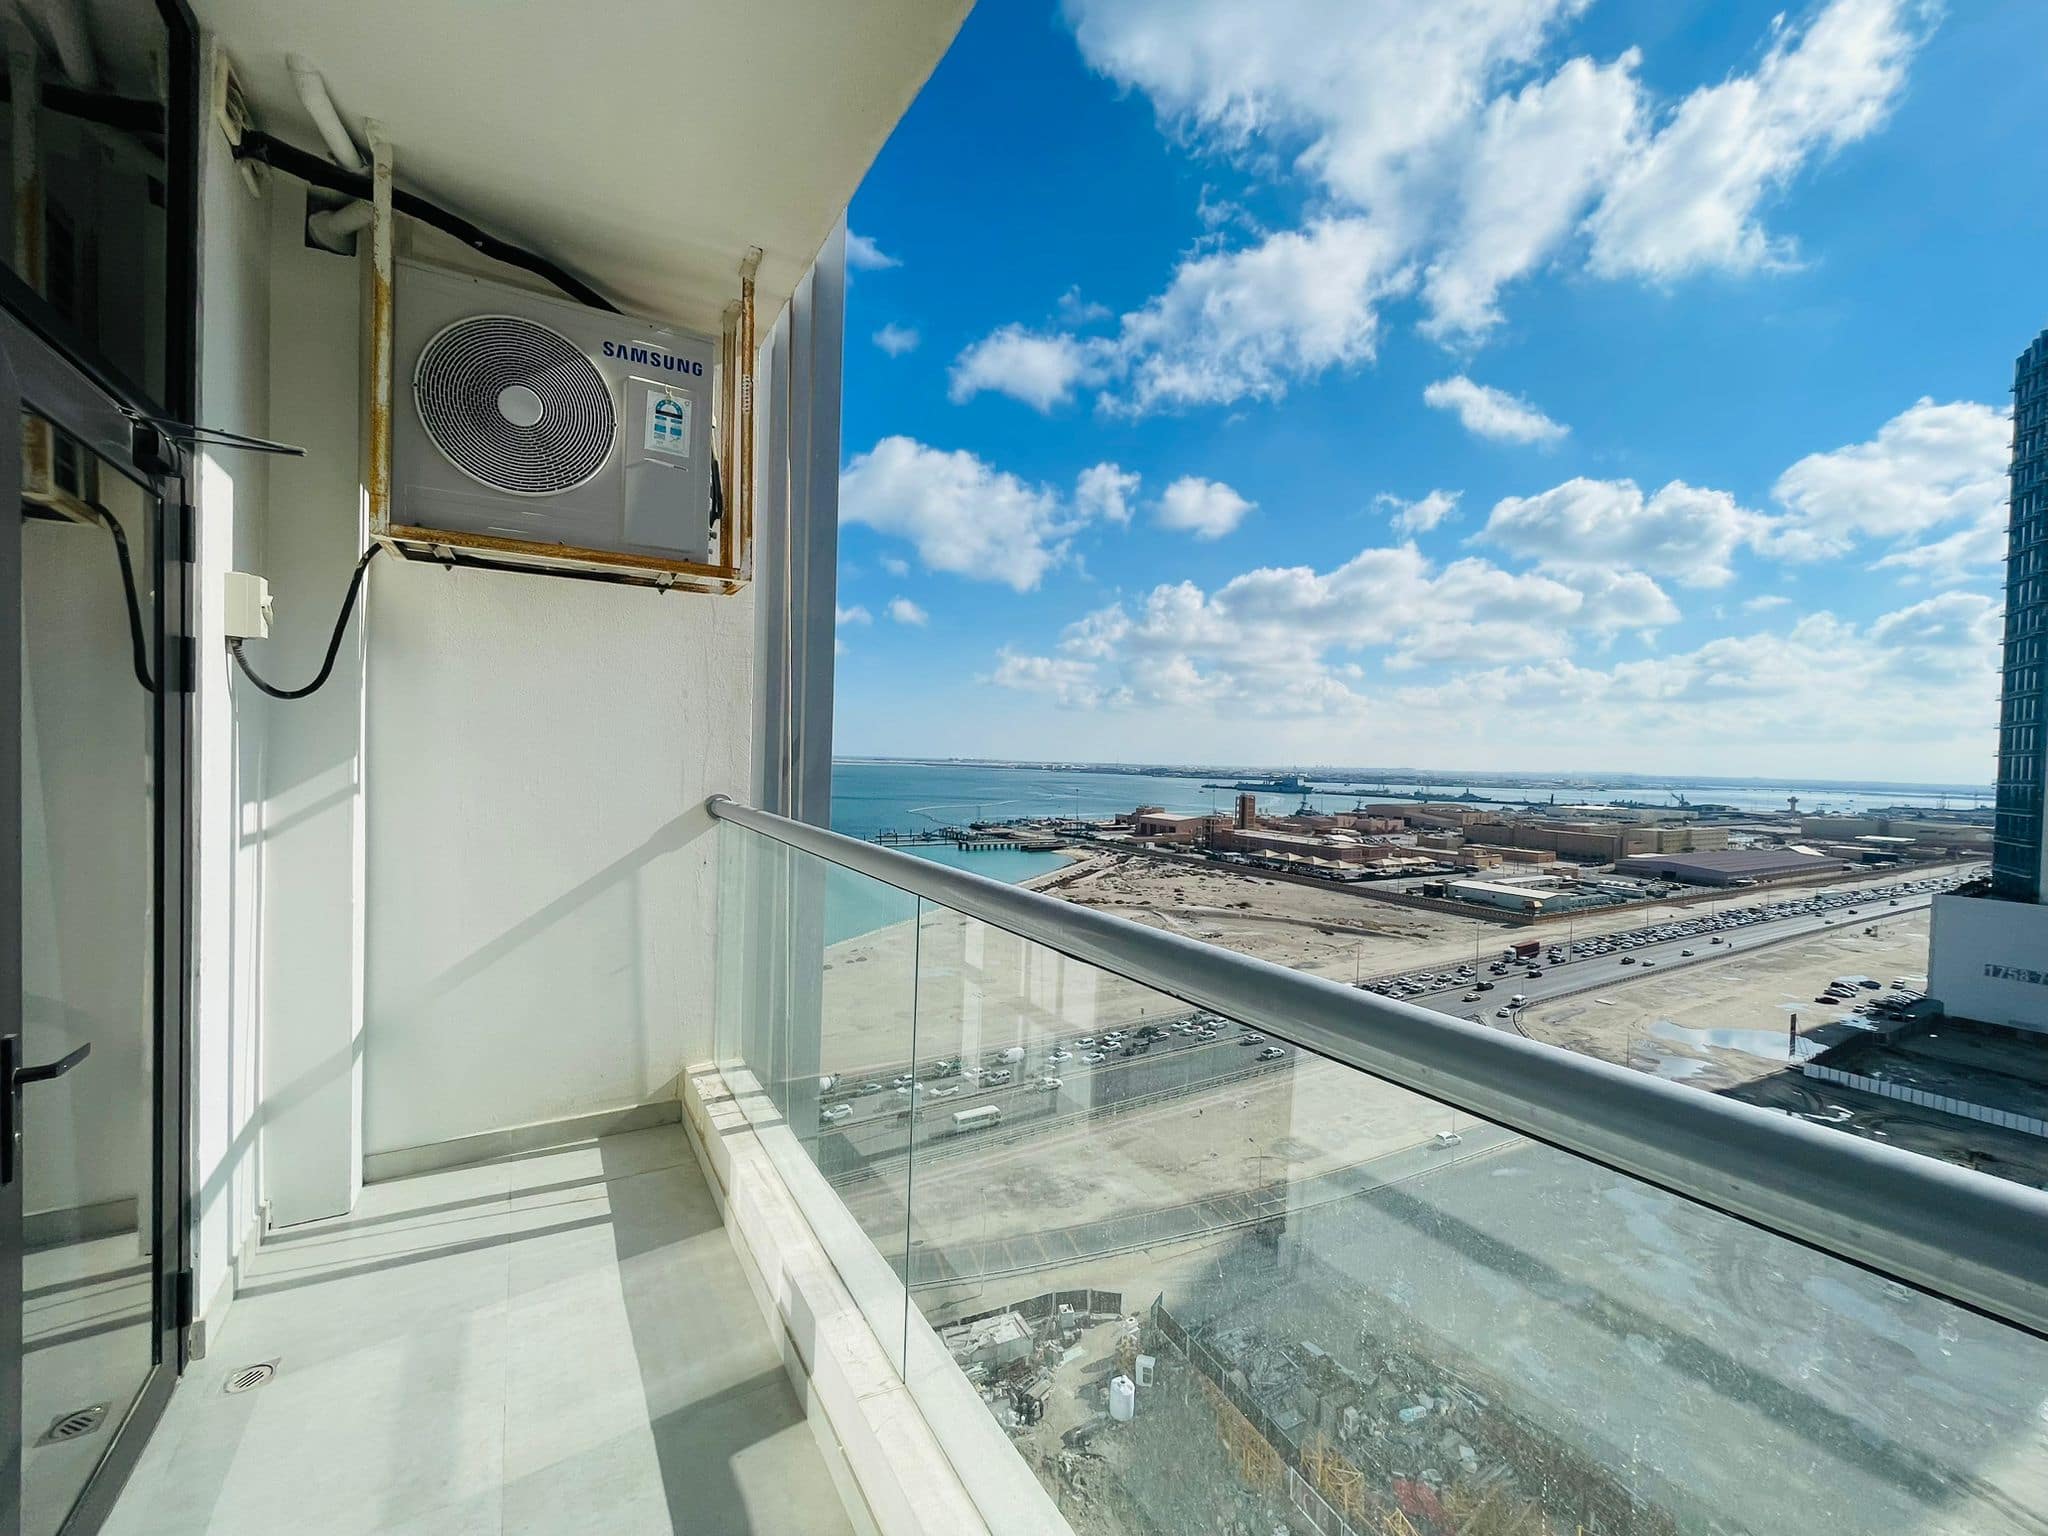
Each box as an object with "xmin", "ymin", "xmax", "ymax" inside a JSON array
[{"xmin": 0, "ymin": 1036, "xmax": 90, "ymax": 1186}]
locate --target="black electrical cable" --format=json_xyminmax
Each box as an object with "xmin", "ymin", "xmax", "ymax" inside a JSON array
[
  {"xmin": 79, "ymin": 502, "xmax": 156, "ymax": 692},
  {"xmin": 227, "ymin": 545, "xmax": 381, "ymax": 700},
  {"xmin": 232, "ymin": 130, "xmax": 620, "ymax": 315}
]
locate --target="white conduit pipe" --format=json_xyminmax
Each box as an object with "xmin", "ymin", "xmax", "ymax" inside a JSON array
[
  {"xmin": 305, "ymin": 199, "xmax": 374, "ymax": 253},
  {"xmin": 287, "ymin": 54, "xmax": 364, "ymax": 172}
]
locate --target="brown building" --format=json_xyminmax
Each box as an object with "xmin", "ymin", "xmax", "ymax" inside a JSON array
[{"xmin": 1130, "ymin": 810, "xmax": 1223, "ymax": 845}]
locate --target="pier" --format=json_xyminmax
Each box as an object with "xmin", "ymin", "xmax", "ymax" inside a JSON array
[{"xmin": 870, "ymin": 826, "xmax": 1066, "ymax": 853}]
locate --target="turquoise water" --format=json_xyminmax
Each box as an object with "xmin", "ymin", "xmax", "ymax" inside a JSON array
[{"xmin": 819, "ymin": 842, "xmax": 1067, "ymax": 944}]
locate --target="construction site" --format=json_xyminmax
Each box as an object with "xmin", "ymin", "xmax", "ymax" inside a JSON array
[{"xmin": 921, "ymin": 1116, "xmax": 2047, "ymax": 1536}]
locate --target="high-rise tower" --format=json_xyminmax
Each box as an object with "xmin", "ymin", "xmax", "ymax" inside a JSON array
[
  {"xmin": 1930, "ymin": 327, "xmax": 2048, "ymax": 1034},
  {"xmin": 1992, "ymin": 329, "xmax": 2048, "ymax": 899}
]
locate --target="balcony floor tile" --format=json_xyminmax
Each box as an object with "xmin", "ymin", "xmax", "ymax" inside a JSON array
[{"xmin": 104, "ymin": 1124, "xmax": 851, "ymax": 1536}]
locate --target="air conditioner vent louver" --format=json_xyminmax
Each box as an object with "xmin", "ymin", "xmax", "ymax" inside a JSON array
[{"xmin": 413, "ymin": 315, "xmax": 615, "ymax": 497}]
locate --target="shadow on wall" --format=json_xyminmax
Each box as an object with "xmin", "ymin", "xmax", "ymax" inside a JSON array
[{"xmin": 366, "ymin": 806, "xmax": 717, "ymax": 1151}]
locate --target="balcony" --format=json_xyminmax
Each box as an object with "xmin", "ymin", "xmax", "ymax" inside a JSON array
[{"xmin": 90, "ymin": 796, "xmax": 2048, "ymax": 1535}]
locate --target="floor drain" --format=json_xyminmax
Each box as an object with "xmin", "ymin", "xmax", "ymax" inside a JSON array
[
  {"xmin": 223, "ymin": 1361, "xmax": 277, "ymax": 1394},
  {"xmin": 38, "ymin": 1405, "xmax": 107, "ymax": 1445}
]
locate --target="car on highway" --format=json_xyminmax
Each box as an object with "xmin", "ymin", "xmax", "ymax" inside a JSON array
[
  {"xmin": 858, "ymin": 1081, "xmax": 882, "ymax": 1095},
  {"xmin": 1495, "ymin": 1008, "xmax": 1510, "ymax": 1018},
  {"xmin": 1257, "ymin": 1047, "xmax": 1287, "ymax": 1062},
  {"xmin": 821, "ymin": 1103, "xmax": 853, "ymax": 1123},
  {"xmin": 1620, "ymin": 956, "xmax": 1635, "ymax": 965},
  {"xmin": 1078, "ymin": 1037, "xmax": 1096, "ymax": 1047},
  {"xmin": 1680, "ymin": 948, "xmax": 1695, "ymax": 956},
  {"xmin": 1082, "ymin": 1051, "xmax": 1107, "ymax": 1064},
  {"xmin": 1462, "ymin": 991, "xmax": 1481, "ymax": 1001},
  {"xmin": 1239, "ymin": 1034, "xmax": 1266, "ymax": 1046},
  {"xmin": 1035, "ymin": 1076, "xmax": 1061, "ymax": 1092},
  {"xmin": 1047, "ymin": 1049, "xmax": 1072, "ymax": 1063},
  {"xmin": 1434, "ymin": 1131, "xmax": 1463, "ymax": 1147},
  {"xmin": 929, "ymin": 1086, "xmax": 961, "ymax": 1099}
]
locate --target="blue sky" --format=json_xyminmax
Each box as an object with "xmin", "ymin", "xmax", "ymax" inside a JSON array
[{"xmin": 831, "ymin": 0, "xmax": 2046, "ymax": 784}]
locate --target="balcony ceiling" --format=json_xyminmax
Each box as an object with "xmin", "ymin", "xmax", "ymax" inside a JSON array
[{"xmin": 192, "ymin": 0, "xmax": 970, "ymax": 332}]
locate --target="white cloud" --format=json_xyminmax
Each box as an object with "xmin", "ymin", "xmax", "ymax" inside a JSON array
[
  {"xmin": 987, "ymin": 649, "xmax": 1113, "ymax": 709},
  {"xmin": 1743, "ymin": 593, "xmax": 1791, "ymax": 612},
  {"xmin": 1872, "ymin": 507, "xmax": 2009, "ymax": 587},
  {"xmin": 873, "ymin": 323, "xmax": 921, "ymax": 356},
  {"xmin": 1423, "ymin": 51, "xmax": 1642, "ymax": 338},
  {"xmin": 949, "ymin": 325, "xmax": 1114, "ymax": 411},
  {"xmin": 1481, "ymin": 476, "xmax": 1765, "ymax": 587},
  {"xmin": 840, "ymin": 436, "xmax": 1083, "ymax": 591},
  {"xmin": 994, "ymin": 537, "xmax": 1678, "ymax": 715},
  {"xmin": 1423, "ymin": 375, "xmax": 1568, "ymax": 444},
  {"xmin": 1586, "ymin": 0, "xmax": 1934, "ymax": 280},
  {"xmin": 846, "ymin": 230, "xmax": 901, "ymax": 271},
  {"xmin": 887, "ymin": 596, "xmax": 929, "ymax": 627},
  {"xmin": 1865, "ymin": 590, "xmax": 2003, "ymax": 677},
  {"xmin": 1105, "ymin": 217, "xmax": 1411, "ymax": 414},
  {"xmin": 880, "ymin": 555, "xmax": 910, "ymax": 577},
  {"xmin": 1155, "ymin": 475, "xmax": 1254, "ymax": 539},
  {"xmin": 1545, "ymin": 566, "xmax": 1680, "ymax": 633},
  {"xmin": 1388, "ymin": 599, "xmax": 1997, "ymax": 760},
  {"xmin": 1377, "ymin": 488, "xmax": 1461, "ymax": 536},
  {"xmin": 1064, "ymin": 0, "xmax": 1584, "ymax": 212},
  {"xmin": 976, "ymin": 0, "xmax": 1938, "ymax": 415},
  {"xmin": 1766, "ymin": 397, "xmax": 2011, "ymax": 560},
  {"xmin": 1057, "ymin": 285, "xmax": 1113, "ymax": 325},
  {"xmin": 835, "ymin": 603, "xmax": 871, "ymax": 626},
  {"xmin": 1076, "ymin": 462, "xmax": 1141, "ymax": 524}
]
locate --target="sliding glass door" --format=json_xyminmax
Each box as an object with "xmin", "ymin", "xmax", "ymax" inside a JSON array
[{"xmin": 0, "ymin": 0, "xmax": 196, "ymax": 1530}]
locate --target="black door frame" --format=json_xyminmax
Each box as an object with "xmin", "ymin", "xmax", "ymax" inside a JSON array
[
  {"xmin": 0, "ymin": 0, "xmax": 199, "ymax": 1526},
  {"xmin": 0, "ymin": 310, "xmax": 193, "ymax": 1536}
]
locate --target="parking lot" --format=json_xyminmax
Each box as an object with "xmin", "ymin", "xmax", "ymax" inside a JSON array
[{"xmin": 1358, "ymin": 869, "xmax": 1971, "ymax": 1026}]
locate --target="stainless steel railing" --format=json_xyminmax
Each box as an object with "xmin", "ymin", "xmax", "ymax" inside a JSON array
[{"xmin": 706, "ymin": 795, "xmax": 2048, "ymax": 1339}]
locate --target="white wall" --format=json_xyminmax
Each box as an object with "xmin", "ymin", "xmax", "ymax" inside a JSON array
[
  {"xmin": 186, "ymin": 65, "xmax": 762, "ymax": 1290},
  {"xmin": 1928, "ymin": 894, "xmax": 2048, "ymax": 1035},
  {"xmin": 190, "ymin": 43, "xmax": 273, "ymax": 1326},
  {"xmin": 255, "ymin": 181, "xmax": 368, "ymax": 1227},
  {"xmin": 362, "ymin": 564, "xmax": 752, "ymax": 1152}
]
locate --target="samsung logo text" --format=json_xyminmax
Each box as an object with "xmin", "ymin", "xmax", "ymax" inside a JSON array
[{"xmin": 603, "ymin": 341, "xmax": 704, "ymax": 376}]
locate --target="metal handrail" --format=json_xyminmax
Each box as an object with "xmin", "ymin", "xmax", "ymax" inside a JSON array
[{"xmin": 707, "ymin": 795, "xmax": 2048, "ymax": 1340}]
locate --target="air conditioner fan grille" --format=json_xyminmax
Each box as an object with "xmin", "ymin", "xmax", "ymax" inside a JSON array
[{"xmin": 414, "ymin": 316, "xmax": 614, "ymax": 496}]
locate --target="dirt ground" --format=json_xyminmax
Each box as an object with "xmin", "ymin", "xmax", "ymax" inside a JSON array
[
  {"xmin": 816, "ymin": 853, "xmax": 1960, "ymax": 1078},
  {"xmin": 1046, "ymin": 852, "xmax": 1958, "ymax": 985},
  {"xmin": 1519, "ymin": 910, "xmax": 1935, "ymax": 1084}
]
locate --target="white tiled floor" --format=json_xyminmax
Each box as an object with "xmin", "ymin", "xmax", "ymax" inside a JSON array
[{"xmin": 104, "ymin": 1124, "xmax": 854, "ymax": 1536}]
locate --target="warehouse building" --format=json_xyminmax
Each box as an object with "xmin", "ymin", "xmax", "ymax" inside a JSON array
[{"xmin": 1617, "ymin": 848, "xmax": 1840, "ymax": 886}]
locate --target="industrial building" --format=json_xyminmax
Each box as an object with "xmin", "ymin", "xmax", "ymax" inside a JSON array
[
  {"xmin": 1616, "ymin": 848, "xmax": 1841, "ymax": 886},
  {"xmin": 1467, "ymin": 819, "xmax": 1731, "ymax": 862},
  {"xmin": 1932, "ymin": 325, "xmax": 2048, "ymax": 1037}
]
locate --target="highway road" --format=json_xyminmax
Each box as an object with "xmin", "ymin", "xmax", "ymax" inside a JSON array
[
  {"xmin": 1430, "ymin": 893, "xmax": 1937, "ymax": 1029},
  {"xmin": 810, "ymin": 871, "xmax": 1967, "ymax": 1173}
]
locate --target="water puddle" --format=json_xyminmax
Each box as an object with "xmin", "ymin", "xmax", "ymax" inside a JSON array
[{"xmin": 1650, "ymin": 1019, "xmax": 1824, "ymax": 1064}]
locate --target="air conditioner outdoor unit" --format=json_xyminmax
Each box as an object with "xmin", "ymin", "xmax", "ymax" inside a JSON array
[{"xmin": 392, "ymin": 260, "xmax": 717, "ymax": 567}]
